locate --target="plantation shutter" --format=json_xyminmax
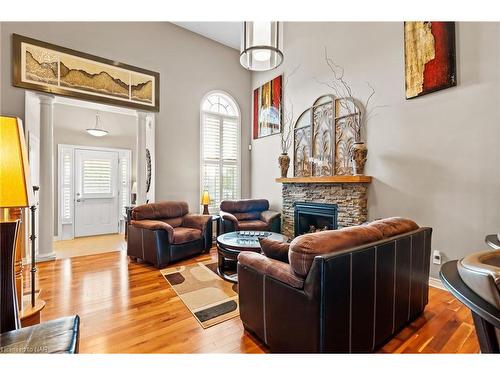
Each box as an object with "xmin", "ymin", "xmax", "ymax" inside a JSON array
[
  {"xmin": 82, "ymin": 159, "xmax": 112, "ymax": 196},
  {"xmin": 222, "ymin": 117, "xmax": 238, "ymax": 201},
  {"xmin": 60, "ymin": 146, "xmax": 73, "ymax": 224},
  {"xmin": 201, "ymin": 95, "xmax": 240, "ymax": 213},
  {"xmin": 119, "ymin": 156, "xmax": 130, "ymax": 216}
]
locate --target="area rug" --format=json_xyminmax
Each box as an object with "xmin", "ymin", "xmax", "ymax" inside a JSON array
[{"xmin": 160, "ymin": 261, "xmax": 239, "ymax": 328}]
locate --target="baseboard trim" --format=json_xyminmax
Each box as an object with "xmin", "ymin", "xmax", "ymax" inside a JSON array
[
  {"xmin": 36, "ymin": 252, "xmax": 56, "ymax": 263},
  {"xmin": 429, "ymin": 276, "xmax": 445, "ymax": 290}
]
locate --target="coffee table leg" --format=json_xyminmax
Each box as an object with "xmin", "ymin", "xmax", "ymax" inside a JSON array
[{"xmin": 216, "ymin": 246, "xmax": 238, "ymax": 283}]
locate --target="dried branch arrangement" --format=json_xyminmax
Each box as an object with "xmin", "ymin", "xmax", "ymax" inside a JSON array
[
  {"xmin": 316, "ymin": 47, "xmax": 382, "ymax": 142},
  {"xmin": 280, "ymin": 64, "xmax": 300, "ymax": 154}
]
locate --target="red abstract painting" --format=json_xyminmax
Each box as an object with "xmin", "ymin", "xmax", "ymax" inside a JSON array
[
  {"xmin": 253, "ymin": 75, "xmax": 282, "ymax": 139},
  {"xmin": 404, "ymin": 22, "xmax": 456, "ymax": 99}
]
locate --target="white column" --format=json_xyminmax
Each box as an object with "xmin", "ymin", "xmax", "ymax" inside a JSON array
[
  {"xmin": 136, "ymin": 112, "xmax": 148, "ymax": 205},
  {"xmin": 37, "ymin": 94, "xmax": 56, "ymax": 262}
]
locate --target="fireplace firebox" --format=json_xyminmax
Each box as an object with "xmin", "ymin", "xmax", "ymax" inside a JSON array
[{"xmin": 294, "ymin": 202, "xmax": 338, "ymax": 237}]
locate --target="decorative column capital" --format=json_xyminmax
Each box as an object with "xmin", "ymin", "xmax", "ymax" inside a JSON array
[
  {"xmin": 37, "ymin": 94, "xmax": 55, "ymax": 105},
  {"xmin": 137, "ymin": 111, "xmax": 154, "ymax": 121}
]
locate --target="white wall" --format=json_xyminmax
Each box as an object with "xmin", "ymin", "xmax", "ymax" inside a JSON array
[
  {"xmin": 0, "ymin": 22, "xmax": 252, "ymax": 214},
  {"xmin": 251, "ymin": 22, "xmax": 500, "ymax": 278}
]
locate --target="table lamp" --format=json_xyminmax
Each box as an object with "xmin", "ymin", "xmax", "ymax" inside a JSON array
[
  {"xmin": 0, "ymin": 116, "xmax": 34, "ymax": 333},
  {"xmin": 201, "ymin": 190, "xmax": 211, "ymax": 215}
]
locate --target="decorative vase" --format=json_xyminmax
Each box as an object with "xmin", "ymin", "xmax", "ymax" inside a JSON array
[
  {"xmin": 278, "ymin": 153, "xmax": 290, "ymax": 178},
  {"xmin": 351, "ymin": 142, "xmax": 368, "ymax": 175}
]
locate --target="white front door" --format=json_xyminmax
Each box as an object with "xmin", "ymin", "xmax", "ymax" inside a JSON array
[{"xmin": 74, "ymin": 149, "xmax": 119, "ymax": 237}]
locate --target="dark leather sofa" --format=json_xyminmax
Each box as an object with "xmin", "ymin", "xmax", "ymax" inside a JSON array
[
  {"xmin": 0, "ymin": 220, "xmax": 80, "ymax": 353},
  {"xmin": 127, "ymin": 201, "xmax": 212, "ymax": 268},
  {"xmin": 0, "ymin": 316, "xmax": 80, "ymax": 354},
  {"xmin": 219, "ymin": 199, "xmax": 280, "ymax": 234},
  {"xmin": 237, "ymin": 217, "xmax": 432, "ymax": 353}
]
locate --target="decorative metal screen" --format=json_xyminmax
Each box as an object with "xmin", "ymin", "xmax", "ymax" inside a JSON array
[{"xmin": 293, "ymin": 95, "xmax": 360, "ymax": 177}]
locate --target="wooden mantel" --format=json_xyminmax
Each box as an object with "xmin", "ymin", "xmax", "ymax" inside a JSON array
[{"xmin": 275, "ymin": 175, "xmax": 372, "ymax": 183}]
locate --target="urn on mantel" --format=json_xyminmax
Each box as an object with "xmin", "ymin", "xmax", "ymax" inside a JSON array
[
  {"xmin": 278, "ymin": 153, "xmax": 291, "ymax": 178},
  {"xmin": 351, "ymin": 142, "xmax": 368, "ymax": 176}
]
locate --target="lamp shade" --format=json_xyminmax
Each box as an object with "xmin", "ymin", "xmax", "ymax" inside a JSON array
[
  {"xmin": 0, "ymin": 116, "xmax": 34, "ymax": 208},
  {"xmin": 201, "ymin": 190, "xmax": 211, "ymax": 205}
]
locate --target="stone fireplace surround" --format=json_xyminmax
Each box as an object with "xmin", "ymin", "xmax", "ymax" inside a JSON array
[{"xmin": 277, "ymin": 176, "xmax": 372, "ymax": 238}]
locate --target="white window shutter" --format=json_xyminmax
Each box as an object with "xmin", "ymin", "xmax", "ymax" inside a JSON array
[
  {"xmin": 201, "ymin": 93, "xmax": 240, "ymax": 213},
  {"xmin": 60, "ymin": 146, "xmax": 74, "ymax": 224}
]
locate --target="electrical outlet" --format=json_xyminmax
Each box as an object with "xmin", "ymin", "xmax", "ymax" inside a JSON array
[{"xmin": 433, "ymin": 250, "xmax": 442, "ymax": 265}]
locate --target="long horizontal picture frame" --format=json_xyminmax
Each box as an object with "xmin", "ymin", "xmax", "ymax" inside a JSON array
[{"xmin": 12, "ymin": 34, "xmax": 160, "ymax": 112}]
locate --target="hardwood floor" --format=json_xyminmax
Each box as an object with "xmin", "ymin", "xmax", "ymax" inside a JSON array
[
  {"xmin": 53, "ymin": 234, "xmax": 126, "ymax": 259},
  {"xmin": 28, "ymin": 248, "xmax": 480, "ymax": 353}
]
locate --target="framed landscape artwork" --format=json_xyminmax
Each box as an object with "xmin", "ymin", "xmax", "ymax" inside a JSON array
[
  {"xmin": 253, "ymin": 75, "xmax": 282, "ymax": 139},
  {"xmin": 404, "ymin": 22, "xmax": 456, "ymax": 99},
  {"xmin": 12, "ymin": 34, "xmax": 160, "ymax": 111}
]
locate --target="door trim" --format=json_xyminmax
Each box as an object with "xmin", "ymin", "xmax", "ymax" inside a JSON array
[{"xmin": 57, "ymin": 144, "xmax": 131, "ymax": 240}]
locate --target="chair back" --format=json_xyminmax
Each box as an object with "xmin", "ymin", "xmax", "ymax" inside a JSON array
[{"xmin": 0, "ymin": 221, "xmax": 21, "ymax": 334}]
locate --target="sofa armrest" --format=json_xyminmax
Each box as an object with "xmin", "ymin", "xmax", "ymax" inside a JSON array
[
  {"xmin": 182, "ymin": 214, "xmax": 213, "ymax": 251},
  {"xmin": 238, "ymin": 251, "xmax": 304, "ymax": 289},
  {"xmin": 131, "ymin": 219, "xmax": 174, "ymax": 243},
  {"xmin": 260, "ymin": 210, "xmax": 281, "ymax": 224},
  {"xmin": 220, "ymin": 210, "xmax": 239, "ymax": 233},
  {"xmin": 220, "ymin": 211, "xmax": 238, "ymax": 223},
  {"xmin": 182, "ymin": 214, "xmax": 212, "ymax": 232}
]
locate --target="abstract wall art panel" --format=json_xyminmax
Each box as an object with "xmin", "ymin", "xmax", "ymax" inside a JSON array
[
  {"xmin": 253, "ymin": 75, "xmax": 282, "ymax": 139},
  {"xmin": 13, "ymin": 34, "xmax": 160, "ymax": 111},
  {"xmin": 404, "ymin": 22, "xmax": 456, "ymax": 99}
]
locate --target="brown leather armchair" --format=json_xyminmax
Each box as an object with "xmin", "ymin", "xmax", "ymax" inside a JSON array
[
  {"xmin": 237, "ymin": 217, "xmax": 432, "ymax": 353},
  {"xmin": 127, "ymin": 201, "xmax": 212, "ymax": 268},
  {"xmin": 219, "ymin": 199, "xmax": 280, "ymax": 234}
]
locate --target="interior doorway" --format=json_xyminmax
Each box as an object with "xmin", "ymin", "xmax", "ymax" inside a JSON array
[{"xmin": 24, "ymin": 91, "xmax": 155, "ymax": 261}]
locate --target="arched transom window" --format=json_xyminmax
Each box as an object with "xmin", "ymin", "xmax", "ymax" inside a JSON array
[{"xmin": 200, "ymin": 92, "xmax": 241, "ymax": 213}]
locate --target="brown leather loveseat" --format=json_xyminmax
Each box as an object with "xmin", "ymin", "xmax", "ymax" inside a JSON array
[
  {"xmin": 127, "ymin": 201, "xmax": 212, "ymax": 268},
  {"xmin": 219, "ymin": 199, "xmax": 280, "ymax": 234},
  {"xmin": 237, "ymin": 217, "xmax": 432, "ymax": 353}
]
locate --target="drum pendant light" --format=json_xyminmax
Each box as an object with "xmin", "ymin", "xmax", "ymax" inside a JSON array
[{"xmin": 240, "ymin": 22, "xmax": 283, "ymax": 71}]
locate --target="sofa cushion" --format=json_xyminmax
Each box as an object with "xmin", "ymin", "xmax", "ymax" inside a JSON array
[
  {"xmin": 238, "ymin": 251, "xmax": 304, "ymax": 289},
  {"xmin": 0, "ymin": 315, "xmax": 80, "ymax": 354},
  {"xmin": 368, "ymin": 217, "xmax": 419, "ymax": 238},
  {"xmin": 289, "ymin": 225, "xmax": 384, "ymax": 277},
  {"xmin": 238, "ymin": 220, "xmax": 269, "ymax": 231},
  {"xmin": 132, "ymin": 201, "xmax": 189, "ymax": 220},
  {"xmin": 259, "ymin": 237, "xmax": 290, "ymax": 263},
  {"xmin": 172, "ymin": 227, "xmax": 202, "ymax": 244},
  {"xmin": 220, "ymin": 199, "xmax": 269, "ymax": 213},
  {"xmin": 233, "ymin": 211, "xmax": 261, "ymax": 221}
]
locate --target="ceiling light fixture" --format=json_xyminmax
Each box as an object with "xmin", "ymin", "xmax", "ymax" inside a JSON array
[
  {"xmin": 86, "ymin": 112, "xmax": 108, "ymax": 137},
  {"xmin": 240, "ymin": 22, "xmax": 283, "ymax": 71}
]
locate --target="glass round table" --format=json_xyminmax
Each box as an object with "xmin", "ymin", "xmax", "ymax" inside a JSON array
[{"xmin": 216, "ymin": 231, "xmax": 288, "ymax": 283}]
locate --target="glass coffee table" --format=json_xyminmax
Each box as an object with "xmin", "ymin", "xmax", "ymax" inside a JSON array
[{"xmin": 216, "ymin": 231, "xmax": 288, "ymax": 283}]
